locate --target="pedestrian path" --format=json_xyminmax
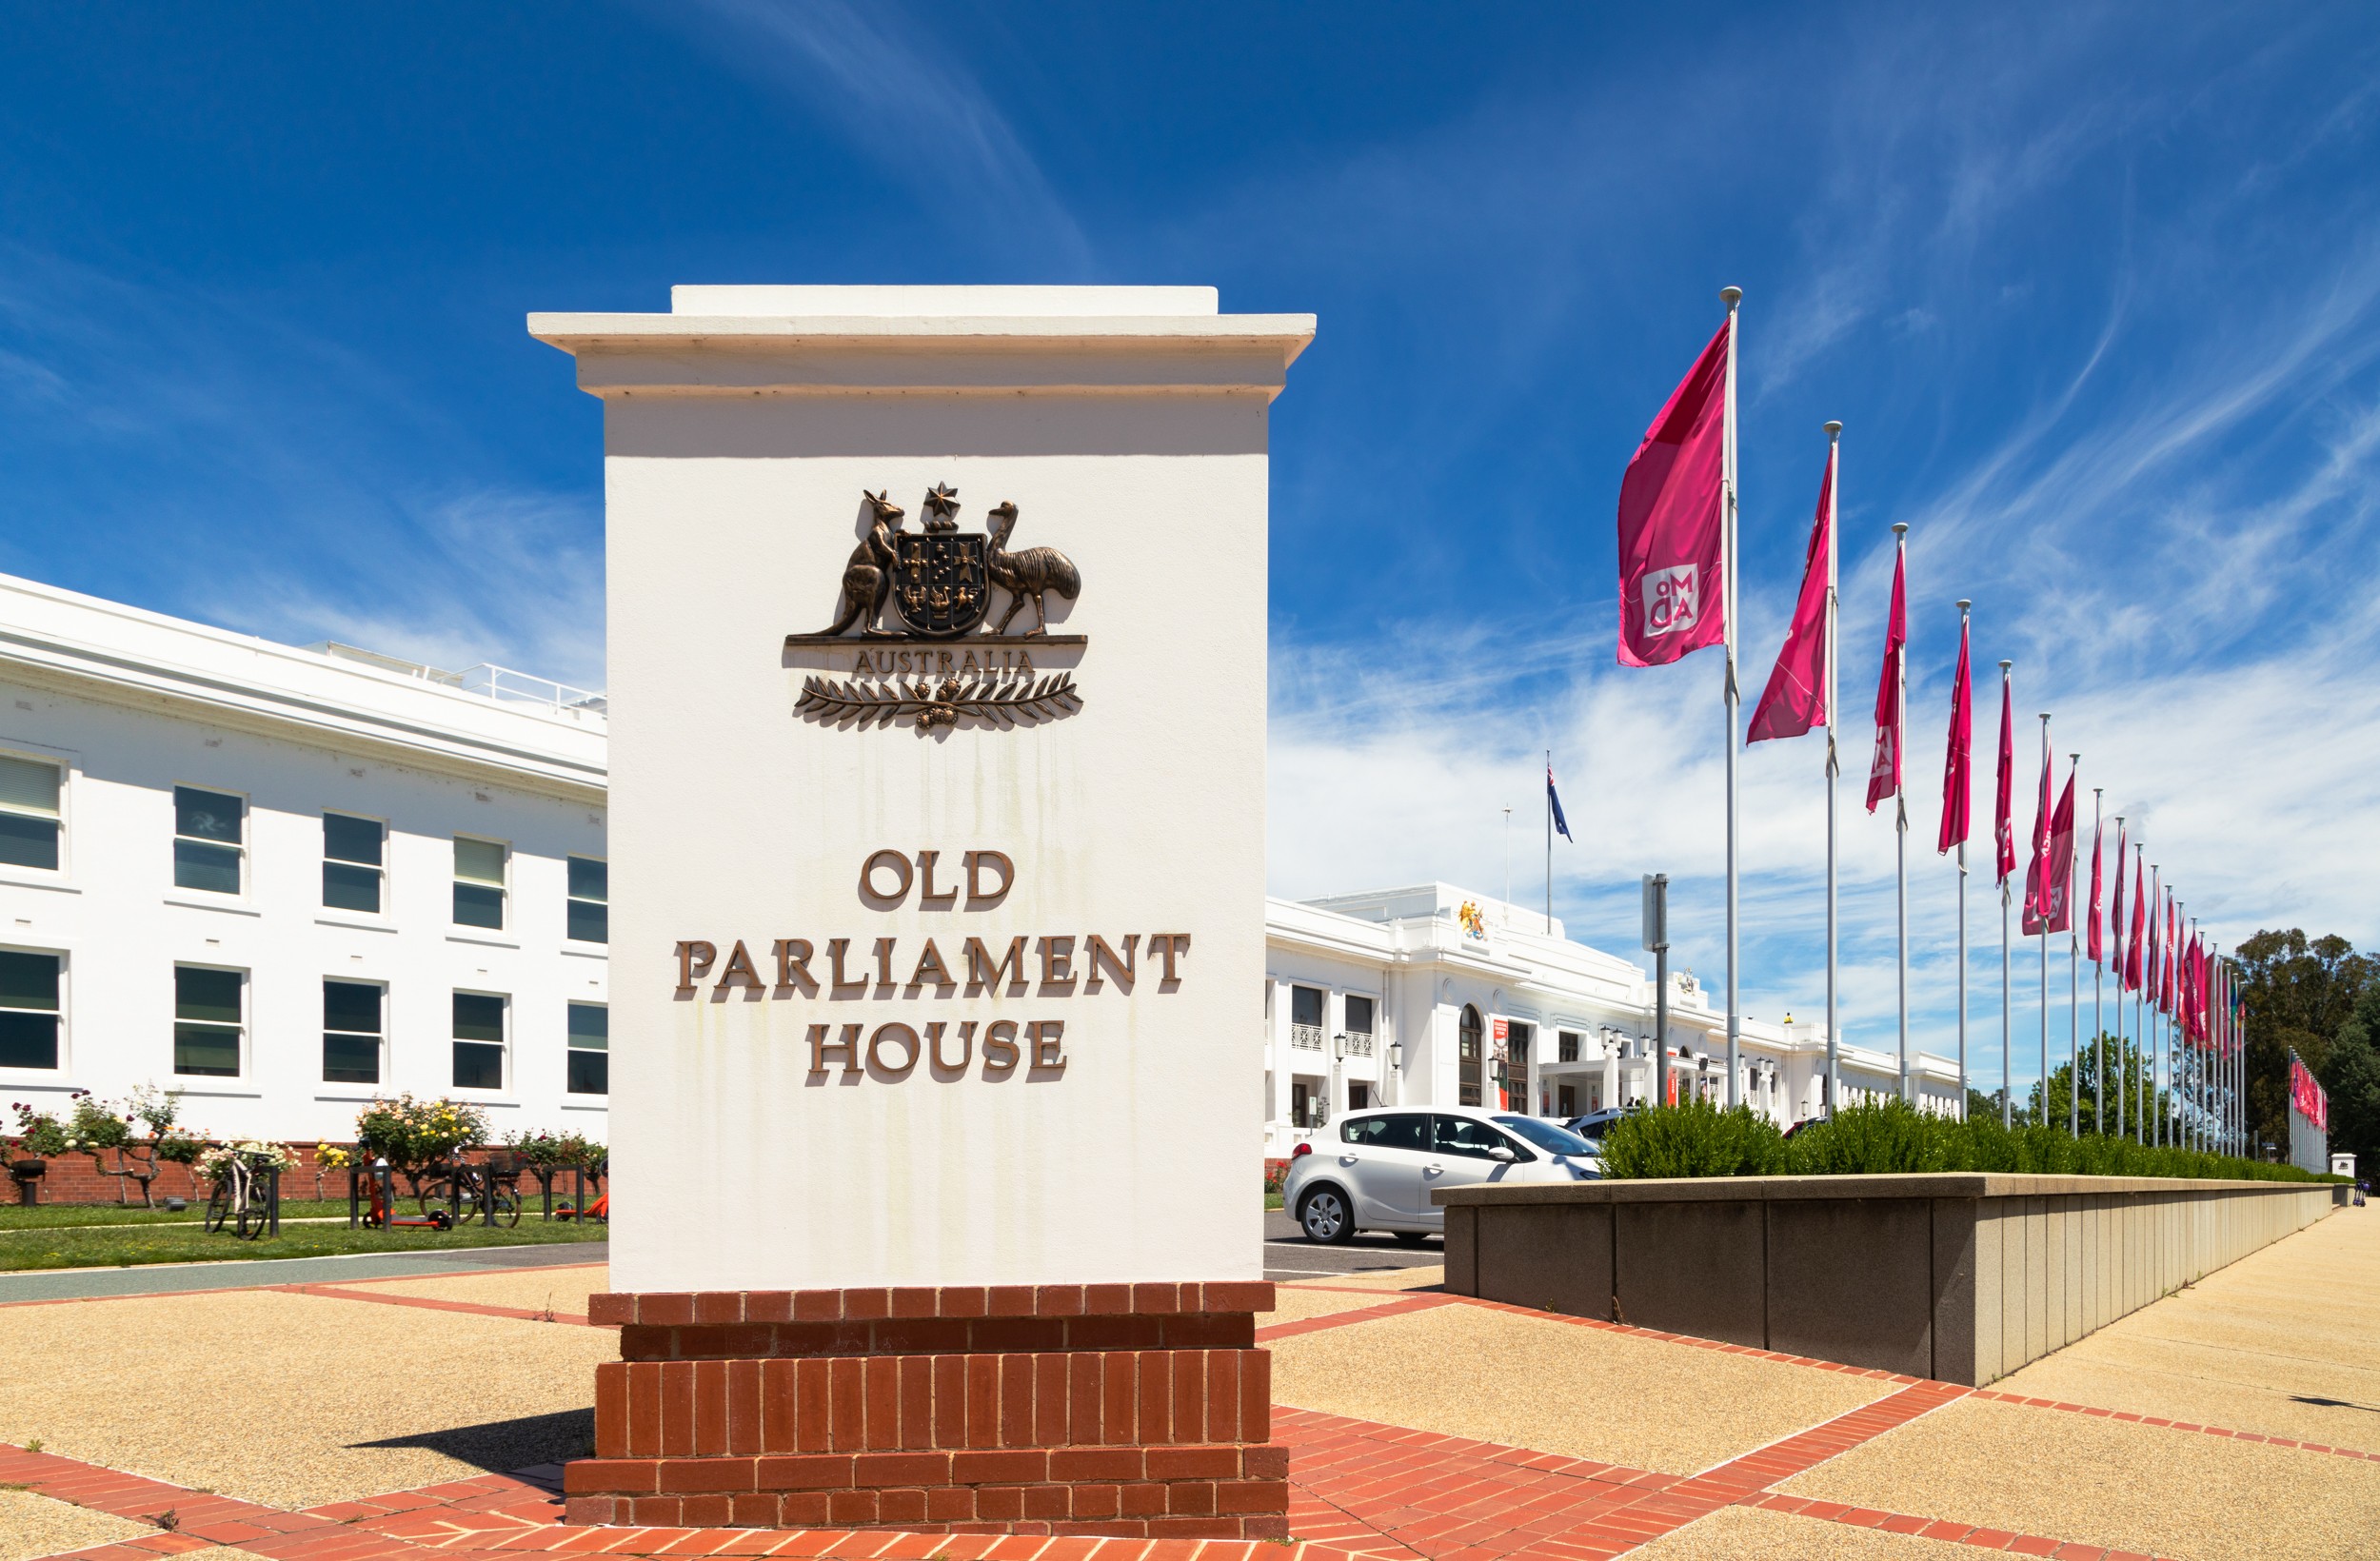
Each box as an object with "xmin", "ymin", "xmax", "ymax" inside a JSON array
[{"xmin": 0, "ymin": 1239, "xmax": 604, "ymax": 1305}]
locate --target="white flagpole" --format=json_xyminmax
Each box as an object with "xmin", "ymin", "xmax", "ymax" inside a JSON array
[
  {"xmin": 1894, "ymin": 523, "xmax": 1911, "ymax": 1106},
  {"xmin": 2069, "ymin": 755, "xmax": 2080, "ymax": 1136},
  {"xmin": 1999, "ymin": 661, "xmax": 2013, "ymax": 1129},
  {"xmin": 1825, "ymin": 422, "xmax": 1842, "ymax": 1117},
  {"xmin": 2037, "ymin": 714, "xmax": 2051, "ymax": 1127},
  {"xmin": 1955, "ymin": 600, "xmax": 1971, "ymax": 1119},
  {"xmin": 1544, "ymin": 749, "xmax": 1553, "ymax": 935},
  {"xmin": 1721, "ymin": 285, "xmax": 1743, "ymax": 1111}
]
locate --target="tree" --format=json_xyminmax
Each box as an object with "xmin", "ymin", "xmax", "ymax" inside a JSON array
[
  {"xmin": 2235, "ymin": 930, "xmax": 2370, "ymax": 1154},
  {"xmin": 2026, "ymin": 1034, "xmax": 2173, "ymax": 1140},
  {"xmin": 2322, "ymin": 986, "xmax": 2380, "ymax": 1177}
]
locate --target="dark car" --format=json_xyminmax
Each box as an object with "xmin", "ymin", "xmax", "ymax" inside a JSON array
[{"xmin": 1561, "ymin": 1107, "xmax": 1634, "ymax": 1147}]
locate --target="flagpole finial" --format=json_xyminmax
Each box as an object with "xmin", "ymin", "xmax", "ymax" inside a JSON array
[
  {"xmin": 1719, "ymin": 286, "xmax": 1742, "ymax": 306},
  {"xmin": 1998, "ymin": 659, "xmax": 2013, "ymax": 671},
  {"xmin": 1956, "ymin": 599, "xmax": 1971, "ymax": 612},
  {"xmin": 1823, "ymin": 420, "xmax": 1842, "ymax": 437},
  {"xmin": 1892, "ymin": 523, "xmax": 1909, "ymax": 539}
]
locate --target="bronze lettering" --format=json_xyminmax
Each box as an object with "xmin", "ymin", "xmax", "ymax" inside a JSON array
[
  {"xmin": 860, "ymin": 848, "xmax": 914, "ymax": 903},
  {"xmin": 932, "ymin": 1019, "xmax": 975, "ymax": 1072},
  {"xmin": 982, "ymin": 1018, "xmax": 1021, "ymax": 1074},
  {"xmin": 1149, "ymin": 933, "xmax": 1192, "ymax": 985},
  {"xmin": 1085, "ymin": 934, "xmax": 1138, "ymax": 993},
  {"xmin": 963, "ymin": 935, "xmax": 1030, "ymax": 994},
  {"xmin": 807, "ymin": 1022, "xmax": 863, "ymax": 1075},
  {"xmin": 916, "ymin": 849, "xmax": 958, "ymax": 910},
  {"xmin": 1030, "ymin": 1018, "xmax": 1068, "ymax": 1071},
  {"xmin": 907, "ymin": 938, "xmax": 956, "ymax": 992},
  {"xmin": 772, "ymin": 939, "xmax": 819, "ymax": 995},
  {"xmin": 964, "ymin": 849, "xmax": 1015, "ymax": 908},
  {"xmin": 1038, "ymin": 936, "xmax": 1077, "ymax": 991},
  {"xmin": 874, "ymin": 937, "xmax": 898, "ymax": 993},
  {"xmin": 867, "ymin": 1022, "xmax": 921, "ymax": 1077},
  {"xmin": 716, "ymin": 939, "xmax": 764, "ymax": 990},
  {"xmin": 825, "ymin": 939, "xmax": 868, "ymax": 998},
  {"xmin": 674, "ymin": 940, "xmax": 717, "ymax": 995}
]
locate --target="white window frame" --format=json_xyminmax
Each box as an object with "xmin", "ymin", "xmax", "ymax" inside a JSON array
[
  {"xmin": 565, "ymin": 855, "xmax": 608, "ymax": 946},
  {"xmin": 451, "ymin": 836, "xmax": 509, "ymax": 932},
  {"xmin": 0, "ymin": 747, "xmax": 67, "ymax": 879},
  {"xmin": 322, "ymin": 976, "xmax": 387, "ymax": 1087},
  {"xmin": 171, "ymin": 961, "xmax": 248, "ymax": 1080},
  {"xmin": 322, "ymin": 811, "xmax": 388, "ymax": 918},
  {"xmin": 449, "ymin": 987, "xmax": 510, "ymax": 1095},
  {"xmin": 0, "ymin": 943, "xmax": 67, "ymax": 1077},
  {"xmin": 171, "ymin": 783, "xmax": 248, "ymax": 899},
  {"xmin": 566, "ymin": 999, "xmax": 609, "ymax": 1097}
]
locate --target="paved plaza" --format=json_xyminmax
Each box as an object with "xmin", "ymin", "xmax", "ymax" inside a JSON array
[{"xmin": 1, "ymin": 1209, "xmax": 2373, "ymax": 1561}]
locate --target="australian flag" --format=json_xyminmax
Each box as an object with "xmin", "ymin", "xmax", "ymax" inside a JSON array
[{"xmin": 1547, "ymin": 761, "xmax": 1573, "ymax": 842}]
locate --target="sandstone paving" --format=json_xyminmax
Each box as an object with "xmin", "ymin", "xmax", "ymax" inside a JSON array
[
  {"xmin": 0, "ymin": 1487, "xmax": 149, "ymax": 1561},
  {"xmin": 339, "ymin": 1262, "xmax": 610, "ymax": 1317},
  {"xmin": 1779, "ymin": 1393, "xmax": 2380, "ymax": 1561},
  {"xmin": 1267, "ymin": 1284, "xmax": 1435, "ymax": 1324},
  {"xmin": 1270, "ymin": 1294, "xmax": 1893, "ymax": 1475},
  {"xmin": 1996, "ymin": 1205, "xmax": 2380, "ymax": 1451},
  {"xmin": 1631, "ymin": 1503, "xmax": 1977, "ymax": 1559},
  {"xmin": 0, "ymin": 1289, "xmax": 617, "ymax": 1511}
]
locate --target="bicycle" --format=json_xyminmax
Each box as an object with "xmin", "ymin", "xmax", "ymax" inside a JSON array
[
  {"xmin": 203, "ymin": 1148, "xmax": 279, "ymax": 1240},
  {"xmin": 415, "ymin": 1156, "xmax": 522, "ymax": 1228}
]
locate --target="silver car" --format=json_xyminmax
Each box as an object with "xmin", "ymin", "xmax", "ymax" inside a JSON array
[{"xmin": 1283, "ymin": 1105, "xmax": 1602, "ymax": 1245}]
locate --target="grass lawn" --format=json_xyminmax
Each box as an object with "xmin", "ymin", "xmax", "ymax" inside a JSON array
[
  {"xmin": 0, "ymin": 1198, "xmax": 362, "ymax": 1230},
  {"xmin": 0, "ymin": 1213, "xmax": 605, "ymax": 1271},
  {"xmin": 1265, "ymin": 1191, "xmax": 1283, "ymax": 1210}
]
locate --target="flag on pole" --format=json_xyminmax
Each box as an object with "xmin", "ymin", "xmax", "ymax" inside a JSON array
[
  {"xmin": 1617, "ymin": 322, "xmax": 1730, "ymax": 667},
  {"xmin": 1547, "ymin": 761, "xmax": 1573, "ymax": 842},
  {"xmin": 1938, "ymin": 610, "xmax": 1972, "ymax": 852},
  {"xmin": 2161, "ymin": 892, "xmax": 2178, "ymax": 1014},
  {"xmin": 2037, "ymin": 769, "xmax": 2076, "ymax": 932},
  {"xmin": 2087, "ymin": 816, "xmax": 2105, "ymax": 963},
  {"xmin": 2020, "ymin": 740, "xmax": 2054, "ymax": 932},
  {"xmin": 1993, "ymin": 678, "xmax": 2015, "ymax": 882},
  {"xmin": 1747, "ymin": 452, "xmax": 1833, "ymax": 742},
  {"xmin": 2111, "ymin": 823, "xmax": 2128, "ymax": 973},
  {"xmin": 2126, "ymin": 857, "xmax": 2146, "ymax": 991},
  {"xmin": 1864, "ymin": 545, "xmax": 1908, "ymax": 812}
]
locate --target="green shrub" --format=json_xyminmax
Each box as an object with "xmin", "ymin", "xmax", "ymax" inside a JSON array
[
  {"xmin": 1600, "ymin": 1098, "xmax": 2332, "ymax": 1182},
  {"xmin": 1599, "ymin": 1098, "xmax": 1788, "ymax": 1177}
]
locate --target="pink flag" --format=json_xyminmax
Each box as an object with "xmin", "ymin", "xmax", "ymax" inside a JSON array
[
  {"xmin": 1937, "ymin": 611, "xmax": 1971, "ymax": 853},
  {"xmin": 1747, "ymin": 451, "xmax": 1832, "ymax": 742},
  {"xmin": 2161, "ymin": 892, "xmax": 2178, "ymax": 1014},
  {"xmin": 2110, "ymin": 822, "xmax": 2128, "ymax": 973},
  {"xmin": 1993, "ymin": 680, "xmax": 2015, "ymax": 883},
  {"xmin": 2145, "ymin": 872, "xmax": 2163, "ymax": 1003},
  {"xmin": 2087, "ymin": 817, "xmax": 2104, "ymax": 963},
  {"xmin": 2125, "ymin": 859, "xmax": 2146, "ymax": 991},
  {"xmin": 2039, "ymin": 769, "xmax": 2076, "ymax": 932},
  {"xmin": 1617, "ymin": 321, "xmax": 1729, "ymax": 667},
  {"xmin": 1863, "ymin": 546, "xmax": 1907, "ymax": 812},
  {"xmin": 2020, "ymin": 740, "xmax": 2053, "ymax": 932}
]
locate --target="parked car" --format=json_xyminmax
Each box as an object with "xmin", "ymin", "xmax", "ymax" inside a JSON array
[
  {"xmin": 1284, "ymin": 1106, "xmax": 1602, "ymax": 1245},
  {"xmin": 1561, "ymin": 1106, "xmax": 1635, "ymax": 1150}
]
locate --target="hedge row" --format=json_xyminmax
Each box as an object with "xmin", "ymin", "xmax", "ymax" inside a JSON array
[{"xmin": 1597, "ymin": 1099, "xmax": 2335, "ymax": 1182}]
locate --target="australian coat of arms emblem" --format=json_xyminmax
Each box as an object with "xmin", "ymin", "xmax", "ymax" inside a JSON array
[{"xmin": 790, "ymin": 484, "xmax": 1085, "ymax": 733}]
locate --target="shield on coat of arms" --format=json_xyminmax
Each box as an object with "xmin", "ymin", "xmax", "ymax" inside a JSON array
[{"xmin": 890, "ymin": 531, "xmax": 991, "ymax": 639}]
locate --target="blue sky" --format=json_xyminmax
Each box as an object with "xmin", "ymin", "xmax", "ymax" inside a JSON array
[{"xmin": 3, "ymin": 3, "xmax": 2376, "ymax": 1086}]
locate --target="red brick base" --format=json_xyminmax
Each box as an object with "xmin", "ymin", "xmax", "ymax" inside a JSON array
[{"xmin": 573, "ymin": 1281, "xmax": 1285, "ymax": 1538}]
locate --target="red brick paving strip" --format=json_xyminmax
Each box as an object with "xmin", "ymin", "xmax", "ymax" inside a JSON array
[{"xmin": 269, "ymin": 1283, "xmax": 594, "ymax": 1326}]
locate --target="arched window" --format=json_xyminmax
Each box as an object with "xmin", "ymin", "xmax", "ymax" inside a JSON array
[{"xmin": 1458, "ymin": 1004, "xmax": 1482, "ymax": 1107}]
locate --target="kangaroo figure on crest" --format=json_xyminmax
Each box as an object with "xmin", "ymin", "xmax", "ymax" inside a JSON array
[{"xmin": 819, "ymin": 490, "xmax": 903, "ymax": 637}]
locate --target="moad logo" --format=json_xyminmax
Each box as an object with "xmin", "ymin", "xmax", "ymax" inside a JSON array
[{"xmin": 1641, "ymin": 564, "xmax": 1699, "ymax": 637}]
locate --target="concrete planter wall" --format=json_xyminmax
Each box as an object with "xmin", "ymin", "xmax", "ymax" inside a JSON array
[{"xmin": 1438, "ymin": 1174, "xmax": 2343, "ymax": 1387}]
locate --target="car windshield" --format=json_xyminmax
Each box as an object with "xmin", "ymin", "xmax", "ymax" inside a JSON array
[{"xmin": 1495, "ymin": 1116, "xmax": 1598, "ymax": 1156}]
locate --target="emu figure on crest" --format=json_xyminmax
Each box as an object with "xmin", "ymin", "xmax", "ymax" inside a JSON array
[{"xmin": 986, "ymin": 502, "xmax": 1081, "ymax": 636}]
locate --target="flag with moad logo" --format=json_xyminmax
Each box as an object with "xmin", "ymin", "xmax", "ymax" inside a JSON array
[
  {"xmin": 1616, "ymin": 321, "xmax": 1729, "ymax": 667},
  {"xmin": 1937, "ymin": 611, "xmax": 1972, "ymax": 853},
  {"xmin": 2125, "ymin": 857, "xmax": 2146, "ymax": 992},
  {"xmin": 2024, "ymin": 767, "xmax": 2076, "ymax": 934},
  {"xmin": 1993, "ymin": 679, "xmax": 2016, "ymax": 884},
  {"xmin": 2087, "ymin": 816, "xmax": 2104, "ymax": 963},
  {"xmin": 1864, "ymin": 546, "xmax": 1907, "ymax": 812},
  {"xmin": 1747, "ymin": 450, "xmax": 1832, "ymax": 742}
]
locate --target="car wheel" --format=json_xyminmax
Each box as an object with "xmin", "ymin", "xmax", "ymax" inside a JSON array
[
  {"xmin": 1299, "ymin": 1186, "xmax": 1355, "ymax": 1245},
  {"xmin": 1391, "ymin": 1230, "xmax": 1433, "ymax": 1247}
]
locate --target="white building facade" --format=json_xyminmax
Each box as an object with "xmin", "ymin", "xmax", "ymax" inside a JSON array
[
  {"xmin": 1262, "ymin": 883, "xmax": 1960, "ymax": 1157},
  {"xmin": 0, "ymin": 574, "xmax": 611, "ymax": 1147}
]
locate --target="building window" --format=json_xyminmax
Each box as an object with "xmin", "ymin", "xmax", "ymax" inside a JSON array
[
  {"xmin": 1290, "ymin": 1078, "xmax": 1314, "ymax": 1128},
  {"xmin": 173, "ymin": 965, "xmax": 244, "ymax": 1077},
  {"xmin": 323, "ymin": 813, "xmax": 385, "ymax": 914},
  {"xmin": 567, "ymin": 1001, "xmax": 608, "ymax": 1094},
  {"xmin": 1506, "ymin": 1022, "xmax": 1533, "ymax": 1113},
  {"xmin": 1343, "ymin": 994, "xmax": 1375, "ymax": 1057},
  {"xmin": 323, "ymin": 978, "xmax": 383, "ymax": 1084},
  {"xmin": 0, "ymin": 949, "xmax": 62, "ymax": 1070},
  {"xmin": 567, "ymin": 857, "xmax": 608, "ymax": 944},
  {"xmin": 1289, "ymin": 985, "xmax": 1325, "ymax": 1050},
  {"xmin": 1348, "ymin": 1081, "xmax": 1371, "ymax": 1111},
  {"xmin": 453, "ymin": 838, "xmax": 507, "ymax": 930},
  {"xmin": 1558, "ymin": 1030, "xmax": 1580, "ymax": 1064},
  {"xmin": 1458, "ymin": 1004, "xmax": 1482, "ymax": 1106},
  {"xmin": 172, "ymin": 787, "xmax": 245, "ymax": 895},
  {"xmin": 451, "ymin": 991, "xmax": 506, "ymax": 1090},
  {"xmin": 0, "ymin": 755, "xmax": 62, "ymax": 872}
]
